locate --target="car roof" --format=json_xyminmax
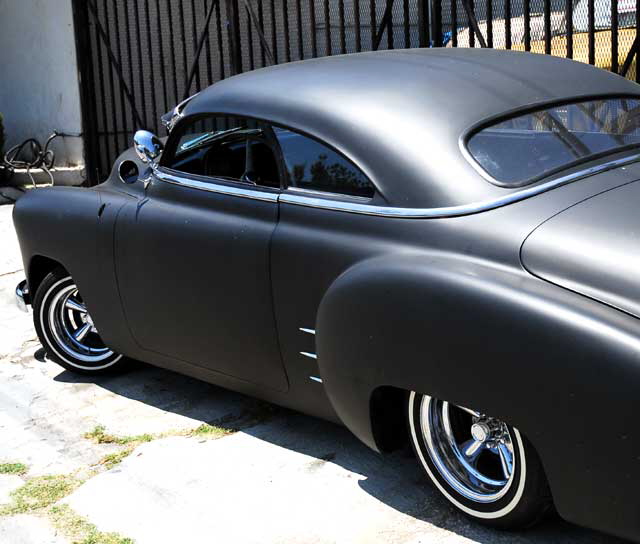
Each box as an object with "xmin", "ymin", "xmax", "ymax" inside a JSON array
[{"xmin": 184, "ymin": 48, "xmax": 640, "ymax": 208}]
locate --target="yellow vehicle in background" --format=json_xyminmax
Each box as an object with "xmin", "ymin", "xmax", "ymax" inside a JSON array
[{"xmin": 451, "ymin": 0, "xmax": 637, "ymax": 79}]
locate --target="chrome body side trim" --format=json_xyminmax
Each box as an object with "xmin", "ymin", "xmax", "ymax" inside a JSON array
[
  {"xmin": 15, "ymin": 280, "xmax": 30, "ymax": 312},
  {"xmin": 154, "ymin": 169, "xmax": 280, "ymax": 203},
  {"xmin": 280, "ymin": 154, "xmax": 640, "ymax": 218},
  {"xmin": 155, "ymin": 154, "xmax": 640, "ymax": 218},
  {"xmin": 299, "ymin": 327, "xmax": 316, "ymax": 335},
  {"xmin": 300, "ymin": 351, "xmax": 318, "ymax": 360},
  {"xmin": 309, "ymin": 376, "xmax": 323, "ymax": 383}
]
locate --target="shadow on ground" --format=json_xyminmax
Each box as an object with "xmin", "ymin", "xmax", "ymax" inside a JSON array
[{"xmin": 53, "ymin": 358, "xmax": 626, "ymax": 544}]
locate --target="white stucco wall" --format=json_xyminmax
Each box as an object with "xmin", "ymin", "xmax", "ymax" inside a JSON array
[{"xmin": 0, "ymin": 0, "xmax": 84, "ymax": 167}]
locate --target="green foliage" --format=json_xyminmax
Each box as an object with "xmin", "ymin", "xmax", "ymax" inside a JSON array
[
  {"xmin": 0, "ymin": 475, "xmax": 79, "ymax": 515},
  {"xmin": 50, "ymin": 504, "xmax": 135, "ymax": 544},
  {"xmin": 83, "ymin": 425, "xmax": 153, "ymax": 445},
  {"xmin": 0, "ymin": 462, "xmax": 28, "ymax": 475}
]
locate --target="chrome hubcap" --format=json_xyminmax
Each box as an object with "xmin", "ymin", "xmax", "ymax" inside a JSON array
[
  {"xmin": 420, "ymin": 396, "xmax": 516, "ymax": 503},
  {"xmin": 47, "ymin": 283, "xmax": 114, "ymax": 363}
]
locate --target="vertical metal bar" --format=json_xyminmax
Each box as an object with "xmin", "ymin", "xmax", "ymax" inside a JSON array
[
  {"xmin": 167, "ymin": 2, "xmax": 180, "ymax": 101},
  {"xmin": 102, "ymin": 0, "xmax": 119, "ymax": 156},
  {"xmin": 226, "ymin": 0, "xmax": 243, "ymax": 74},
  {"xmin": 71, "ymin": 0, "xmax": 99, "ymax": 184},
  {"xmin": 544, "ymin": 0, "xmax": 551, "ymax": 54},
  {"xmin": 270, "ymin": 0, "xmax": 278, "ymax": 63},
  {"xmin": 611, "ymin": 0, "xmax": 618, "ymax": 72},
  {"xmin": 387, "ymin": 0, "xmax": 394, "ymax": 48},
  {"xmin": 155, "ymin": 0, "xmax": 169, "ymax": 111},
  {"xmin": 178, "ymin": 0, "xmax": 189, "ymax": 91},
  {"xmin": 246, "ymin": 1, "xmax": 255, "ymax": 70},
  {"xmin": 111, "ymin": 0, "xmax": 128, "ymax": 151},
  {"xmin": 283, "ymin": 0, "xmax": 291, "ymax": 61},
  {"xmin": 339, "ymin": 0, "xmax": 346, "ymax": 53},
  {"xmin": 524, "ymin": 0, "xmax": 530, "ymax": 51},
  {"xmin": 636, "ymin": 0, "xmax": 640, "ymax": 82},
  {"xmin": 204, "ymin": 0, "xmax": 215, "ymax": 84},
  {"xmin": 215, "ymin": 0, "xmax": 226, "ymax": 78},
  {"xmin": 310, "ymin": 0, "xmax": 318, "ymax": 56},
  {"xmin": 486, "ymin": 0, "xmax": 492, "ymax": 48},
  {"xmin": 296, "ymin": 0, "xmax": 304, "ymax": 58},
  {"xmin": 588, "ymin": 0, "xmax": 595, "ymax": 65},
  {"xmin": 451, "ymin": 0, "xmax": 458, "ymax": 47},
  {"xmin": 370, "ymin": 0, "xmax": 376, "ymax": 49},
  {"xmin": 325, "ymin": 0, "xmax": 332, "ymax": 55},
  {"xmin": 505, "ymin": 0, "xmax": 511, "ymax": 49},
  {"xmin": 565, "ymin": 0, "xmax": 573, "ymax": 58},
  {"xmin": 468, "ymin": 0, "xmax": 475, "ymax": 48},
  {"xmin": 355, "ymin": 0, "xmax": 362, "ymax": 51},
  {"xmin": 144, "ymin": 0, "xmax": 158, "ymax": 130},
  {"xmin": 257, "ymin": 0, "xmax": 267, "ymax": 66},
  {"xmin": 133, "ymin": 0, "xmax": 147, "ymax": 126},
  {"xmin": 190, "ymin": 0, "xmax": 202, "ymax": 91},
  {"xmin": 403, "ymin": 0, "xmax": 410, "ymax": 47},
  {"xmin": 431, "ymin": 0, "xmax": 442, "ymax": 47},
  {"xmin": 93, "ymin": 2, "xmax": 109, "ymax": 174},
  {"xmin": 417, "ymin": 0, "xmax": 427, "ymax": 47}
]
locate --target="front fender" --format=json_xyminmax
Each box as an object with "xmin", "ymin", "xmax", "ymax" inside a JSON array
[
  {"xmin": 12, "ymin": 186, "xmax": 135, "ymax": 354},
  {"xmin": 317, "ymin": 252, "xmax": 640, "ymax": 540}
]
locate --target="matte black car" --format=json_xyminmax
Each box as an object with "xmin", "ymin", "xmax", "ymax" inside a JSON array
[{"xmin": 13, "ymin": 48, "xmax": 640, "ymax": 541}]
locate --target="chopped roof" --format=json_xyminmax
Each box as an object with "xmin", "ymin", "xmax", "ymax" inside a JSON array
[{"xmin": 184, "ymin": 48, "xmax": 640, "ymax": 208}]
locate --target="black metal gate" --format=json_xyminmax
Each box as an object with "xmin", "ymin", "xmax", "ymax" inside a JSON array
[{"xmin": 72, "ymin": 0, "xmax": 640, "ymax": 184}]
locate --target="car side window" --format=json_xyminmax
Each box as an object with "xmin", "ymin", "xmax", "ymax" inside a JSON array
[
  {"xmin": 273, "ymin": 127, "xmax": 374, "ymax": 198},
  {"xmin": 162, "ymin": 116, "xmax": 280, "ymax": 188}
]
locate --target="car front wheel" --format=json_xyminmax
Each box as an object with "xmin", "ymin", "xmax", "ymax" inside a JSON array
[
  {"xmin": 33, "ymin": 268, "xmax": 126, "ymax": 374},
  {"xmin": 408, "ymin": 391, "xmax": 552, "ymax": 529}
]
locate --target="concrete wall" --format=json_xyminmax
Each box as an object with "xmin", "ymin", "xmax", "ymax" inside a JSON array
[{"xmin": 0, "ymin": 0, "xmax": 84, "ymax": 167}]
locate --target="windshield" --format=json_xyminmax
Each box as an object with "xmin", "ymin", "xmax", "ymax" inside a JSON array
[{"xmin": 466, "ymin": 97, "xmax": 640, "ymax": 186}]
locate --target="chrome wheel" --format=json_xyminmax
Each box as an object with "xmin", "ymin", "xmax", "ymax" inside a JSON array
[
  {"xmin": 43, "ymin": 278, "xmax": 119, "ymax": 368},
  {"xmin": 419, "ymin": 396, "xmax": 515, "ymax": 503}
]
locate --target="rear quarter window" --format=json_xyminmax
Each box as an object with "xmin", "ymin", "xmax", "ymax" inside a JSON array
[{"xmin": 466, "ymin": 97, "xmax": 640, "ymax": 186}]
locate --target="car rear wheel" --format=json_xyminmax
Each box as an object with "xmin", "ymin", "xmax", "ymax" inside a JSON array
[
  {"xmin": 33, "ymin": 268, "xmax": 126, "ymax": 374},
  {"xmin": 408, "ymin": 391, "xmax": 552, "ymax": 529}
]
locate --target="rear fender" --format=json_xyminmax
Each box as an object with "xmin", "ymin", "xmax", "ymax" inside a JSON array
[{"xmin": 316, "ymin": 252, "xmax": 640, "ymax": 539}]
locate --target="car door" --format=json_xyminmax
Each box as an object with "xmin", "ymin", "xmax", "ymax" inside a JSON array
[
  {"xmin": 267, "ymin": 126, "xmax": 383, "ymax": 417},
  {"xmin": 115, "ymin": 114, "xmax": 289, "ymax": 392}
]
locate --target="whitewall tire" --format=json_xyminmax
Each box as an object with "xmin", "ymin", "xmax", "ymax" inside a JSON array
[
  {"xmin": 33, "ymin": 268, "xmax": 126, "ymax": 374},
  {"xmin": 408, "ymin": 391, "xmax": 552, "ymax": 529}
]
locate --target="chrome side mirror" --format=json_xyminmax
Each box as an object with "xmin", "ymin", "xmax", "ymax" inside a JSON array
[{"xmin": 133, "ymin": 130, "xmax": 164, "ymax": 165}]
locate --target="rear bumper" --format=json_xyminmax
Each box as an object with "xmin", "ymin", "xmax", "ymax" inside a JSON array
[{"xmin": 15, "ymin": 280, "xmax": 30, "ymax": 312}]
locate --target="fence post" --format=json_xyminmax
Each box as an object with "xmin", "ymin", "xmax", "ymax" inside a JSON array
[
  {"xmin": 70, "ymin": 0, "xmax": 99, "ymax": 186},
  {"xmin": 418, "ymin": 0, "xmax": 430, "ymax": 47},
  {"xmin": 226, "ymin": 0, "xmax": 243, "ymax": 75},
  {"xmin": 430, "ymin": 0, "xmax": 442, "ymax": 46}
]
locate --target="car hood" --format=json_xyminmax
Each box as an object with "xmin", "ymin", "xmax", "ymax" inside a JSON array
[{"xmin": 521, "ymin": 179, "xmax": 640, "ymax": 318}]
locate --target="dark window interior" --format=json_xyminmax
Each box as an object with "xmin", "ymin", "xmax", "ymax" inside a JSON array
[
  {"xmin": 274, "ymin": 127, "xmax": 374, "ymax": 198},
  {"xmin": 163, "ymin": 116, "xmax": 280, "ymax": 188}
]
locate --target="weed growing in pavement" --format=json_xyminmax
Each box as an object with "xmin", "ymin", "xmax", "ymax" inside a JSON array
[
  {"xmin": 49, "ymin": 504, "xmax": 134, "ymax": 544},
  {"xmin": 0, "ymin": 474, "xmax": 80, "ymax": 515},
  {"xmin": 0, "ymin": 462, "xmax": 28, "ymax": 475}
]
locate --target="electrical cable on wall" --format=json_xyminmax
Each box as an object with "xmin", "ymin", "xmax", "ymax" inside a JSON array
[{"xmin": 2, "ymin": 131, "xmax": 82, "ymax": 189}]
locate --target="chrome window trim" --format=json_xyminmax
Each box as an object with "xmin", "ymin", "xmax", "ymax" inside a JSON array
[
  {"xmin": 155, "ymin": 154, "xmax": 640, "ymax": 218},
  {"xmin": 280, "ymin": 153, "xmax": 640, "ymax": 218},
  {"xmin": 154, "ymin": 168, "xmax": 279, "ymax": 203}
]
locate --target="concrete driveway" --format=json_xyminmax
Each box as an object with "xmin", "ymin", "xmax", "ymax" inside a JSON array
[{"xmin": 0, "ymin": 202, "xmax": 626, "ymax": 543}]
